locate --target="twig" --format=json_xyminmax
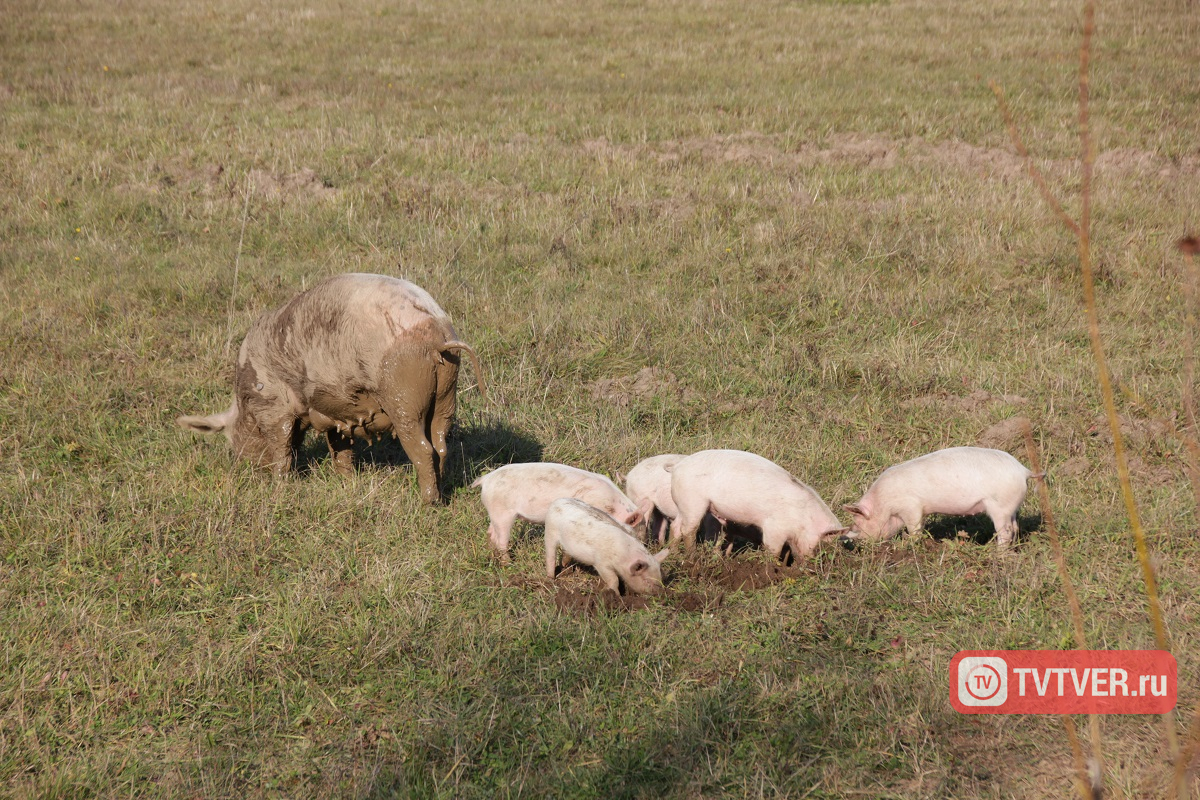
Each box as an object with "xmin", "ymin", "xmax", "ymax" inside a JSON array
[
  {"xmin": 987, "ymin": 81, "xmax": 1080, "ymax": 238},
  {"xmin": 1074, "ymin": 1, "xmax": 1179, "ymax": 770},
  {"xmin": 995, "ymin": 0, "xmax": 1183, "ymax": 785},
  {"xmin": 1062, "ymin": 714, "xmax": 1096, "ymax": 800},
  {"xmin": 1178, "ymin": 238, "xmax": 1200, "ymax": 511},
  {"xmin": 1023, "ymin": 421, "xmax": 1095, "ymax": 800},
  {"xmin": 1169, "ymin": 236, "xmax": 1200, "ymax": 797},
  {"xmin": 225, "ymin": 172, "xmax": 254, "ymax": 354}
]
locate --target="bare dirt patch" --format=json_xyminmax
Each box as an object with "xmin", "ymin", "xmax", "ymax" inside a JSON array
[
  {"xmin": 977, "ymin": 415, "xmax": 1032, "ymax": 450},
  {"xmin": 156, "ymin": 160, "xmax": 228, "ymax": 194},
  {"xmin": 503, "ymin": 550, "xmax": 803, "ymax": 616},
  {"xmin": 679, "ymin": 554, "xmax": 805, "ymax": 591},
  {"xmin": 248, "ymin": 168, "xmax": 338, "ymax": 201},
  {"xmin": 1056, "ymin": 455, "xmax": 1091, "ymax": 477},
  {"xmin": 579, "ymin": 132, "xmax": 1200, "ymax": 182},
  {"xmin": 147, "ymin": 161, "xmax": 338, "ymax": 201},
  {"xmin": 588, "ymin": 366, "xmax": 698, "ymax": 408}
]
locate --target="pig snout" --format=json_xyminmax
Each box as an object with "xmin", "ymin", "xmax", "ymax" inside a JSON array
[{"xmin": 623, "ymin": 553, "xmax": 669, "ymax": 596}]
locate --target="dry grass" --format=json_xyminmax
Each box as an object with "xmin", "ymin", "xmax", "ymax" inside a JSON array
[{"xmin": 2, "ymin": 0, "xmax": 1199, "ymax": 797}]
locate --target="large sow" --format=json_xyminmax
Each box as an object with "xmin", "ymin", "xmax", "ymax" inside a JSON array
[{"xmin": 178, "ymin": 273, "xmax": 482, "ymax": 503}]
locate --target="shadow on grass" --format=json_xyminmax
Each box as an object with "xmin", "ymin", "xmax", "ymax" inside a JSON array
[
  {"xmin": 361, "ymin": 680, "xmax": 828, "ymax": 799},
  {"xmin": 291, "ymin": 416, "xmax": 543, "ymax": 497},
  {"xmin": 923, "ymin": 511, "xmax": 1043, "ymax": 546},
  {"xmin": 441, "ymin": 417, "xmax": 544, "ymax": 495}
]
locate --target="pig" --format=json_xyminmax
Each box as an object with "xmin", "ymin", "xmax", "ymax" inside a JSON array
[
  {"xmin": 622, "ymin": 454, "xmax": 685, "ymax": 544},
  {"xmin": 544, "ymin": 498, "xmax": 670, "ymax": 595},
  {"xmin": 471, "ymin": 462, "xmax": 650, "ymax": 557},
  {"xmin": 177, "ymin": 273, "xmax": 483, "ymax": 504},
  {"xmin": 668, "ymin": 449, "xmax": 847, "ymax": 561},
  {"xmin": 842, "ymin": 446, "xmax": 1035, "ymax": 548}
]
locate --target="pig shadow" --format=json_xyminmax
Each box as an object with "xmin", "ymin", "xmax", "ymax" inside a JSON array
[
  {"xmin": 688, "ymin": 519, "xmax": 799, "ymax": 563},
  {"xmin": 292, "ymin": 418, "xmax": 543, "ymax": 496},
  {"xmin": 923, "ymin": 512, "xmax": 1043, "ymax": 546},
  {"xmin": 441, "ymin": 418, "xmax": 544, "ymax": 495}
]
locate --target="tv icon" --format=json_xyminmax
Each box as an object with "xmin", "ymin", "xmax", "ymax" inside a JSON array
[{"xmin": 957, "ymin": 656, "xmax": 1008, "ymax": 707}]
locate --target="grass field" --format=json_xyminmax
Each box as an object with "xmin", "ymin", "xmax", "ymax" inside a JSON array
[{"xmin": 3, "ymin": 0, "xmax": 1200, "ymax": 796}]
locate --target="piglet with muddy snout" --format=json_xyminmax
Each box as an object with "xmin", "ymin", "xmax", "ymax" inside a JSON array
[
  {"xmin": 842, "ymin": 446, "xmax": 1038, "ymax": 549},
  {"xmin": 544, "ymin": 498, "xmax": 670, "ymax": 596}
]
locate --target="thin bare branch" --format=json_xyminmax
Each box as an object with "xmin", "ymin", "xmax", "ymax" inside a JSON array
[
  {"xmin": 988, "ymin": 81, "xmax": 1081, "ymax": 237},
  {"xmin": 1024, "ymin": 423, "xmax": 1096, "ymax": 800}
]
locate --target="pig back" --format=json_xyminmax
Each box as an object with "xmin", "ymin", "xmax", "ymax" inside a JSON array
[
  {"xmin": 673, "ymin": 449, "xmax": 829, "ymax": 526},
  {"xmin": 240, "ymin": 274, "xmax": 457, "ymax": 416},
  {"xmin": 871, "ymin": 446, "xmax": 1030, "ymax": 506}
]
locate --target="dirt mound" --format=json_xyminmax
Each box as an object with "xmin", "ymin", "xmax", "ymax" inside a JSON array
[
  {"xmin": 680, "ymin": 556, "xmax": 805, "ymax": 591},
  {"xmin": 146, "ymin": 161, "xmax": 337, "ymax": 201},
  {"xmin": 977, "ymin": 416, "xmax": 1032, "ymax": 450},
  {"xmin": 588, "ymin": 366, "xmax": 697, "ymax": 408},
  {"xmin": 248, "ymin": 168, "xmax": 337, "ymax": 201},
  {"xmin": 552, "ymin": 587, "xmax": 651, "ymax": 615}
]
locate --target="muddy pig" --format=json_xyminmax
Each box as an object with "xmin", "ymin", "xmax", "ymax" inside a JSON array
[
  {"xmin": 472, "ymin": 462, "xmax": 650, "ymax": 557},
  {"xmin": 545, "ymin": 498, "xmax": 670, "ymax": 595},
  {"xmin": 842, "ymin": 446, "xmax": 1035, "ymax": 548},
  {"xmin": 668, "ymin": 449, "xmax": 846, "ymax": 561},
  {"xmin": 177, "ymin": 273, "xmax": 482, "ymax": 504}
]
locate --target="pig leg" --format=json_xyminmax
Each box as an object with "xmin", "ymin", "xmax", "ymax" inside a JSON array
[
  {"xmin": 653, "ymin": 511, "xmax": 670, "ymax": 545},
  {"xmin": 596, "ymin": 565, "xmax": 622, "ymax": 594},
  {"xmin": 544, "ymin": 528, "xmax": 560, "ymax": 578},
  {"xmin": 486, "ymin": 510, "xmax": 518, "ymax": 557},
  {"xmin": 761, "ymin": 524, "xmax": 788, "ymax": 561},
  {"xmin": 898, "ymin": 507, "xmax": 925, "ymax": 538},
  {"xmin": 671, "ymin": 493, "xmax": 709, "ymax": 548},
  {"xmin": 429, "ymin": 357, "xmax": 460, "ymax": 478},
  {"xmin": 378, "ymin": 358, "xmax": 442, "ymax": 505},
  {"xmin": 670, "ymin": 513, "xmax": 703, "ymax": 548},
  {"xmin": 985, "ymin": 501, "xmax": 1020, "ymax": 548},
  {"xmin": 325, "ymin": 429, "xmax": 355, "ymax": 475}
]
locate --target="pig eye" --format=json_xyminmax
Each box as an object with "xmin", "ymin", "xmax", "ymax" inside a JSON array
[{"xmin": 630, "ymin": 561, "xmax": 647, "ymax": 574}]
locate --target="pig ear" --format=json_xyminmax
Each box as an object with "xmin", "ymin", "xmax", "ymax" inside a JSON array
[
  {"xmin": 630, "ymin": 559, "xmax": 649, "ymax": 575},
  {"xmin": 177, "ymin": 404, "xmax": 236, "ymax": 435},
  {"xmin": 614, "ymin": 471, "xmax": 626, "ymax": 486},
  {"xmin": 842, "ymin": 503, "xmax": 869, "ymax": 519},
  {"xmin": 654, "ymin": 548, "xmax": 670, "ymax": 565},
  {"xmin": 637, "ymin": 498, "xmax": 655, "ymax": 519},
  {"xmin": 821, "ymin": 528, "xmax": 850, "ymax": 540},
  {"xmin": 621, "ymin": 508, "xmax": 646, "ymax": 528}
]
